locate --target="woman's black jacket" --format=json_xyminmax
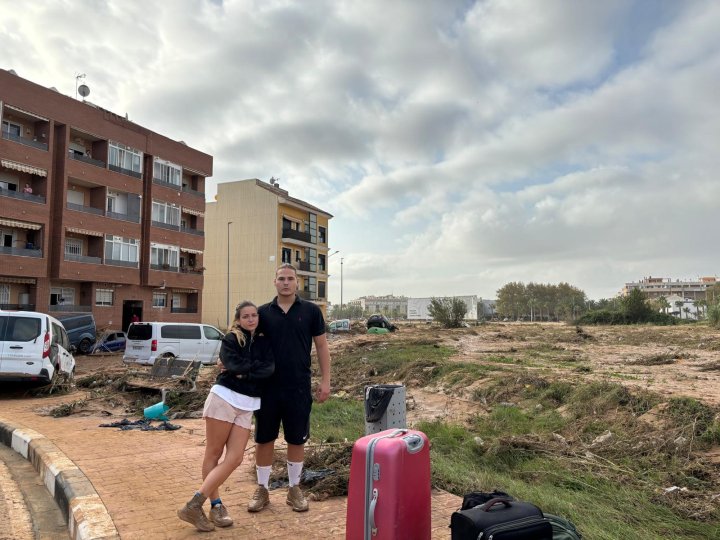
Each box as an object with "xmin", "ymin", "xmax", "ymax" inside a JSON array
[{"xmin": 216, "ymin": 328, "xmax": 274, "ymax": 397}]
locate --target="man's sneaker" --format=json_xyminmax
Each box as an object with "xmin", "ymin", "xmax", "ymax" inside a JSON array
[
  {"xmin": 247, "ymin": 486, "xmax": 270, "ymax": 513},
  {"xmin": 209, "ymin": 503, "xmax": 233, "ymax": 527},
  {"xmin": 177, "ymin": 492, "xmax": 215, "ymax": 532},
  {"xmin": 286, "ymin": 485, "xmax": 309, "ymax": 512}
]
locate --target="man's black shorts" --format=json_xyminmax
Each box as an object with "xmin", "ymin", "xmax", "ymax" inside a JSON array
[{"xmin": 254, "ymin": 387, "xmax": 312, "ymax": 445}]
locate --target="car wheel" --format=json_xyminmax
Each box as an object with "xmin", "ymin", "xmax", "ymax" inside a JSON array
[
  {"xmin": 160, "ymin": 352, "xmax": 176, "ymax": 361},
  {"xmin": 78, "ymin": 338, "xmax": 92, "ymax": 354}
]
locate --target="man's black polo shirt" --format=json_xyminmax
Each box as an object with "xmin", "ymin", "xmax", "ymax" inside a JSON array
[{"xmin": 258, "ymin": 295, "xmax": 326, "ymax": 390}]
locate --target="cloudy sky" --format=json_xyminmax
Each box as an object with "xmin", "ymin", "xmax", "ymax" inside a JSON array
[{"xmin": 2, "ymin": 0, "xmax": 718, "ymax": 303}]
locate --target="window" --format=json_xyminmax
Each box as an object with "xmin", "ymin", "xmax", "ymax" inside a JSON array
[
  {"xmin": 161, "ymin": 325, "xmax": 201, "ymax": 339},
  {"xmin": 153, "ymin": 292, "xmax": 167, "ymax": 308},
  {"xmin": 318, "ymin": 281, "xmax": 326, "ymax": 299},
  {"xmin": 3, "ymin": 316, "xmax": 41, "ymax": 341},
  {"xmin": 308, "ymin": 247, "xmax": 317, "ymax": 272},
  {"xmin": 96, "ymin": 289, "xmax": 113, "ymax": 306},
  {"xmin": 282, "ymin": 248, "xmax": 292, "ymax": 264},
  {"xmin": 203, "ymin": 326, "xmax": 223, "ymax": 340},
  {"xmin": 152, "ymin": 200, "xmax": 181, "ymax": 226},
  {"xmin": 50, "ymin": 287, "xmax": 75, "ymax": 305},
  {"xmin": 2, "ymin": 120, "xmax": 22, "ymax": 137},
  {"xmin": 309, "ymin": 213, "xmax": 317, "ymax": 244},
  {"xmin": 0, "ymin": 284, "xmax": 9, "ymax": 304},
  {"xmin": 319, "ymin": 226, "xmax": 327, "ymax": 244},
  {"xmin": 151, "ymin": 243, "xmax": 179, "ymax": 268},
  {"xmin": 65, "ymin": 238, "xmax": 82, "ymax": 257},
  {"xmin": 109, "ymin": 142, "xmax": 143, "ymax": 174},
  {"xmin": 153, "ymin": 158, "xmax": 182, "ymax": 186},
  {"xmin": 105, "ymin": 235, "xmax": 139, "ymax": 263},
  {"xmin": 318, "ymin": 254, "xmax": 326, "ymax": 272}
]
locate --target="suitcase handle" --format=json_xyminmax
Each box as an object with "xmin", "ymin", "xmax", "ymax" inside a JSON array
[
  {"xmin": 369, "ymin": 488, "xmax": 378, "ymax": 536},
  {"xmin": 481, "ymin": 498, "xmax": 513, "ymax": 511}
]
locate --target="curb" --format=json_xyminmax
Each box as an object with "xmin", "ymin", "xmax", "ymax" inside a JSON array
[{"xmin": 0, "ymin": 416, "xmax": 119, "ymax": 540}]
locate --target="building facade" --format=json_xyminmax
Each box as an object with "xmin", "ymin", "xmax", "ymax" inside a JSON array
[
  {"xmin": 622, "ymin": 276, "xmax": 717, "ymax": 301},
  {"xmin": 0, "ymin": 69, "xmax": 212, "ymax": 332},
  {"xmin": 348, "ymin": 295, "xmax": 408, "ymax": 317},
  {"xmin": 202, "ymin": 179, "xmax": 332, "ymax": 328}
]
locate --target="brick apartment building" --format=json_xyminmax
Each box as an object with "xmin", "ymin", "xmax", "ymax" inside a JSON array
[{"xmin": 0, "ymin": 69, "xmax": 212, "ymax": 332}]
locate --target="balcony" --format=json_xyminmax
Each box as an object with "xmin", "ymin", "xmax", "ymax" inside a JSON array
[
  {"xmin": 151, "ymin": 263, "xmax": 179, "ymax": 272},
  {"xmin": 64, "ymin": 254, "xmax": 102, "ymax": 264},
  {"xmin": 107, "ymin": 211, "xmax": 140, "ymax": 223},
  {"xmin": 182, "ymin": 185, "xmax": 204, "ymax": 198},
  {"xmin": 180, "ymin": 266, "xmax": 204, "ymax": 275},
  {"xmin": 282, "ymin": 228, "xmax": 312, "ymax": 243},
  {"xmin": 181, "ymin": 225, "xmax": 204, "ymax": 237},
  {"xmin": 153, "ymin": 177, "xmax": 181, "ymax": 190},
  {"xmin": 48, "ymin": 304, "xmax": 93, "ymax": 313},
  {"xmin": 0, "ymin": 303, "xmax": 36, "ymax": 311},
  {"xmin": 109, "ymin": 164, "xmax": 142, "ymax": 178},
  {"xmin": 67, "ymin": 202, "xmax": 105, "ymax": 216},
  {"xmin": 1, "ymin": 131, "xmax": 48, "ymax": 151},
  {"xmin": 0, "ymin": 187, "xmax": 46, "ymax": 204},
  {"xmin": 69, "ymin": 152, "xmax": 106, "ymax": 168},
  {"xmin": 297, "ymin": 290, "xmax": 317, "ymax": 301},
  {"xmin": 152, "ymin": 220, "xmax": 180, "ymax": 231},
  {"xmin": 0, "ymin": 246, "xmax": 42, "ymax": 257},
  {"xmin": 105, "ymin": 259, "xmax": 139, "ymax": 268},
  {"xmin": 171, "ymin": 307, "xmax": 198, "ymax": 314},
  {"xmin": 297, "ymin": 260, "xmax": 311, "ymax": 272}
]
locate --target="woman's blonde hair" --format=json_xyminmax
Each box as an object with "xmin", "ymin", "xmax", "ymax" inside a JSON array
[{"xmin": 231, "ymin": 300, "xmax": 257, "ymax": 347}]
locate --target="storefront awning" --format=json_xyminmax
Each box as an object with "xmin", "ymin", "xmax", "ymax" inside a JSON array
[
  {"xmin": 0, "ymin": 218, "xmax": 42, "ymax": 230},
  {"xmin": 5, "ymin": 104, "xmax": 49, "ymax": 121},
  {"xmin": 0, "ymin": 276, "xmax": 36, "ymax": 284},
  {"xmin": 182, "ymin": 207, "xmax": 204, "ymax": 217},
  {"xmin": 180, "ymin": 247, "xmax": 203, "ymax": 255},
  {"xmin": 66, "ymin": 227, "xmax": 104, "ymax": 237},
  {"xmin": 1, "ymin": 159, "xmax": 48, "ymax": 177}
]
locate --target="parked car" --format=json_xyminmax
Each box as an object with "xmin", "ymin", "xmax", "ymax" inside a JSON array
[
  {"xmin": 0, "ymin": 310, "xmax": 76, "ymax": 383},
  {"xmin": 366, "ymin": 314, "xmax": 398, "ymax": 332},
  {"xmin": 55, "ymin": 313, "xmax": 96, "ymax": 354},
  {"xmin": 123, "ymin": 322, "xmax": 224, "ymax": 365},
  {"xmin": 91, "ymin": 331, "xmax": 127, "ymax": 353}
]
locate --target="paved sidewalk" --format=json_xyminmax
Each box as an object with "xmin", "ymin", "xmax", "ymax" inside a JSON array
[{"xmin": 1, "ymin": 392, "xmax": 460, "ymax": 539}]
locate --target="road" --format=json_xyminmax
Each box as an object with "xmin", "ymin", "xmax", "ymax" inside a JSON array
[{"xmin": 0, "ymin": 440, "xmax": 67, "ymax": 540}]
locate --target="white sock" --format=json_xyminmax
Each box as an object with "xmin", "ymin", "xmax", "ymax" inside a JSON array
[
  {"xmin": 256, "ymin": 465, "xmax": 272, "ymax": 489},
  {"xmin": 287, "ymin": 461, "xmax": 303, "ymax": 487}
]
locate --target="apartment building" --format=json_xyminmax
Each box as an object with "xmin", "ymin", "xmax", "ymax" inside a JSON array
[
  {"xmin": 203, "ymin": 179, "xmax": 332, "ymax": 328},
  {"xmin": 348, "ymin": 295, "xmax": 408, "ymax": 317},
  {"xmin": 0, "ymin": 69, "xmax": 212, "ymax": 331},
  {"xmin": 621, "ymin": 276, "xmax": 717, "ymax": 301}
]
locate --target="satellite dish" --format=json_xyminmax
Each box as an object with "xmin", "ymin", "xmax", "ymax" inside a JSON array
[{"xmin": 78, "ymin": 84, "xmax": 90, "ymax": 98}]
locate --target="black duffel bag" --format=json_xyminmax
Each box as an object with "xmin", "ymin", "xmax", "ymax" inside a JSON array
[{"xmin": 451, "ymin": 497, "xmax": 553, "ymax": 540}]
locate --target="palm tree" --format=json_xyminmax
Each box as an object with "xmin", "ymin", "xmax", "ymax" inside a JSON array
[
  {"xmin": 675, "ymin": 300, "xmax": 684, "ymax": 319},
  {"xmin": 658, "ymin": 296, "xmax": 670, "ymax": 314},
  {"xmin": 683, "ymin": 306, "xmax": 691, "ymax": 320}
]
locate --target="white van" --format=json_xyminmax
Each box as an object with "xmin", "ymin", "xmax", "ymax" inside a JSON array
[
  {"xmin": 123, "ymin": 322, "xmax": 224, "ymax": 365},
  {"xmin": 0, "ymin": 310, "xmax": 76, "ymax": 383}
]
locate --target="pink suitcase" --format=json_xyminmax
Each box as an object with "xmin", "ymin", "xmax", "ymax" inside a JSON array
[{"xmin": 346, "ymin": 428, "xmax": 431, "ymax": 540}]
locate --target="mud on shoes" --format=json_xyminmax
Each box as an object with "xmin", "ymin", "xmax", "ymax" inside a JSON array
[
  {"xmin": 286, "ymin": 485, "xmax": 309, "ymax": 512},
  {"xmin": 210, "ymin": 503, "xmax": 233, "ymax": 527},
  {"xmin": 177, "ymin": 492, "xmax": 215, "ymax": 532},
  {"xmin": 247, "ymin": 485, "xmax": 270, "ymax": 513}
]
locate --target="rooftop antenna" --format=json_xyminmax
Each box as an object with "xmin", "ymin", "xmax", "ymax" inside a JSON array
[{"xmin": 75, "ymin": 73, "xmax": 86, "ymax": 100}]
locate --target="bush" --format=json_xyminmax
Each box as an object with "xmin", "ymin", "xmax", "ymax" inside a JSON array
[
  {"xmin": 708, "ymin": 302, "xmax": 720, "ymax": 328},
  {"xmin": 427, "ymin": 297, "xmax": 467, "ymax": 328}
]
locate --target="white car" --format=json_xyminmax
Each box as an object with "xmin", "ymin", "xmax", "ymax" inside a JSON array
[
  {"xmin": 123, "ymin": 322, "xmax": 224, "ymax": 365},
  {"xmin": 0, "ymin": 310, "xmax": 76, "ymax": 383}
]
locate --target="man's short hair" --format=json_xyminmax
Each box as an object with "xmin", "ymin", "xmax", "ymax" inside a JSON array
[{"xmin": 276, "ymin": 263, "xmax": 297, "ymax": 276}]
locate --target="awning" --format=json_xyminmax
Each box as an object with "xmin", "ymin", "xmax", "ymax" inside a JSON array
[
  {"xmin": 5, "ymin": 104, "xmax": 49, "ymax": 121},
  {"xmin": 180, "ymin": 247, "xmax": 203, "ymax": 255},
  {"xmin": 182, "ymin": 207, "xmax": 204, "ymax": 217},
  {"xmin": 0, "ymin": 276, "xmax": 36, "ymax": 284},
  {"xmin": 0, "ymin": 218, "xmax": 42, "ymax": 230},
  {"xmin": 66, "ymin": 227, "xmax": 104, "ymax": 237},
  {"xmin": 1, "ymin": 159, "xmax": 47, "ymax": 177},
  {"xmin": 172, "ymin": 288, "xmax": 198, "ymax": 294}
]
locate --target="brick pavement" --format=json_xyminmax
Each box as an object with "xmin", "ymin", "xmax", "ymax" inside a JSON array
[{"xmin": 1, "ymin": 392, "xmax": 461, "ymax": 539}]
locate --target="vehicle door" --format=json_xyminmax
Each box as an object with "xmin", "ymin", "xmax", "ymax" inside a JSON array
[
  {"xmin": 161, "ymin": 325, "xmax": 201, "ymax": 361},
  {"xmin": 0, "ymin": 315, "xmax": 7, "ymax": 371},
  {"xmin": 124, "ymin": 323, "xmax": 154, "ymax": 362},
  {"xmin": 202, "ymin": 325, "xmax": 224, "ymax": 364},
  {"xmin": 52, "ymin": 322, "xmax": 75, "ymax": 375},
  {"xmin": 2, "ymin": 315, "xmax": 43, "ymax": 376}
]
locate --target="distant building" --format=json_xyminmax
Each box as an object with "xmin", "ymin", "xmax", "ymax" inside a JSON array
[
  {"xmin": 622, "ymin": 276, "xmax": 717, "ymax": 301},
  {"xmin": 407, "ymin": 296, "xmax": 478, "ymax": 320},
  {"xmin": 478, "ymin": 298, "xmax": 497, "ymax": 319},
  {"xmin": 203, "ymin": 179, "xmax": 332, "ymax": 328},
  {"xmin": 349, "ymin": 295, "xmax": 407, "ymax": 317},
  {"xmin": 663, "ymin": 294, "xmax": 700, "ymax": 320}
]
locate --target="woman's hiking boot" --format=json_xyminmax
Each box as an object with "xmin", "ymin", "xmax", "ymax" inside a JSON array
[{"xmin": 177, "ymin": 492, "xmax": 215, "ymax": 532}]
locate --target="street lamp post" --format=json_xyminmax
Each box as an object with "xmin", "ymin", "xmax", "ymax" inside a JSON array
[
  {"xmin": 340, "ymin": 257, "xmax": 344, "ymax": 314},
  {"xmin": 226, "ymin": 221, "xmax": 232, "ymax": 329}
]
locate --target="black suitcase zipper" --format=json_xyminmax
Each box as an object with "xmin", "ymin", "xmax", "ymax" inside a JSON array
[{"xmin": 479, "ymin": 515, "xmax": 549, "ymax": 539}]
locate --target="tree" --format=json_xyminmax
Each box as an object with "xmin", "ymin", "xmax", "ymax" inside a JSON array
[
  {"xmin": 683, "ymin": 306, "xmax": 691, "ymax": 320},
  {"xmin": 622, "ymin": 289, "xmax": 653, "ymax": 323},
  {"xmin": 657, "ymin": 296, "xmax": 671, "ymax": 314},
  {"xmin": 427, "ymin": 297, "xmax": 467, "ymax": 328},
  {"xmin": 675, "ymin": 300, "xmax": 684, "ymax": 319}
]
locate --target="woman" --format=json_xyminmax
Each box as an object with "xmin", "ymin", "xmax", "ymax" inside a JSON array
[{"xmin": 177, "ymin": 301, "xmax": 274, "ymax": 531}]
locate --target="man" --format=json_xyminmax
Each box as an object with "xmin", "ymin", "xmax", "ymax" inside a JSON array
[{"xmin": 248, "ymin": 263, "xmax": 331, "ymax": 513}]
